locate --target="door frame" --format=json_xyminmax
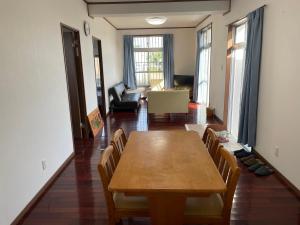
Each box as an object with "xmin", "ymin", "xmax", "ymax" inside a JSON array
[
  {"xmin": 92, "ymin": 36, "xmax": 106, "ymax": 116},
  {"xmin": 60, "ymin": 23, "xmax": 89, "ymax": 140}
]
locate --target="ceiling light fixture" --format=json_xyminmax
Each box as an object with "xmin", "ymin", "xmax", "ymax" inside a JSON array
[{"xmin": 145, "ymin": 16, "xmax": 167, "ymax": 25}]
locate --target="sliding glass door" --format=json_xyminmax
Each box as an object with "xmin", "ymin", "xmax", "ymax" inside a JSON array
[
  {"xmin": 228, "ymin": 22, "xmax": 248, "ymax": 139},
  {"xmin": 197, "ymin": 25, "xmax": 212, "ymax": 106}
]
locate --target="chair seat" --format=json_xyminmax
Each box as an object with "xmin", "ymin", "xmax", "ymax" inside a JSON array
[
  {"xmin": 185, "ymin": 194, "xmax": 224, "ymax": 216},
  {"xmin": 114, "ymin": 193, "xmax": 149, "ymax": 210}
]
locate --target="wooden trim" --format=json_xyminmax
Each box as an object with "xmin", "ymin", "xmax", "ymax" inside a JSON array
[
  {"xmin": 103, "ymin": 16, "xmax": 211, "ymax": 30},
  {"xmin": 60, "ymin": 23, "xmax": 90, "ymax": 139},
  {"xmin": 132, "ymin": 34, "xmax": 164, "ymax": 37},
  {"xmin": 92, "ymin": 37, "xmax": 107, "ymax": 116},
  {"xmin": 223, "ymin": 25, "xmax": 233, "ymax": 129},
  {"xmin": 195, "ymin": 15, "xmax": 211, "ymax": 28},
  {"xmin": 226, "ymin": 4, "xmax": 266, "ymax": 26},
  {"xmin": 117, "ymin": 26, "xmax": 196, "ymax": 30},
  {"xmin": 86, "ymin": 0, "xmax": 230, "ymax": 5},
  {"xmin": 80, "ymin": 0, "xmax": 92, "ymax": 18},
  {"xmin": 103, "ymin": 17, "xmax": 118, "ymax": 30},
  {"xmin": 252, "ymin": 149, "xmax": 300, "ymax": 199},
  {"xmin": 60, "ymin": 22, "xmax": 80, "ymax": 32},
  {"xmin": 11, "ymin": 152, "xmax": 75, "ymax": 225},
  {"xmin": 223, "ymin": 0, "xmax": 231, "ymax": 16}
]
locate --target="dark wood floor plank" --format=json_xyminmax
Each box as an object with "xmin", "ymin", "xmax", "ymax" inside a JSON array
[{"xmin": 18, "ymin": 101, "xmax": 300, "ymax": 225}]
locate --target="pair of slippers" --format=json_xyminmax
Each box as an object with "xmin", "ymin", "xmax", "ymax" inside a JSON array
[
  {"xmin": 234, "ymin": 149, "xmax": 252, "ymax": 158},
  {"xmin": 234, "ymin": 149, "xmax": 274, "ymax": 176}
]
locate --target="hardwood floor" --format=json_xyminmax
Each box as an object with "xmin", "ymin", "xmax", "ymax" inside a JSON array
[{"xmin": 18, "ymin": 101, "xmax": 299, "ymax": 225}]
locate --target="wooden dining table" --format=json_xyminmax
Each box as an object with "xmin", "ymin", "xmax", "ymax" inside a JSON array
[{"xmin": 108, "ymin": 130, "xmax": 226, "ymax": 225}]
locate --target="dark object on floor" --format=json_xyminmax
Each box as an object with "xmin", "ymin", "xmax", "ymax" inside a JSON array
[
  {"xmin": 235, "ymin": 151, "xmax": 253, "ymax": 158},
  {"xmin": 244, "ymin": 158, "xmax": 259, "ymax": 167},
  {"xmin": 234, "ymin": 149, "xmax": 246, "ymax": 155},
  {"xmin": 109, "ymin": 82, "xmax": 141, "ymax": 112},
  {"xmin": 255, "ymin": 165, "xmax": 274, "ymax": 176},
  {"xmin": 240, "ymin": 154, "xmax": 255, "ymax": 162},
  {"xmin": 248, "ymin": 160, "xmax": 265, "ymax": 172},
  {"xmin": 173, "ymin": 75, "xmax": 194, "ymax": 99}
]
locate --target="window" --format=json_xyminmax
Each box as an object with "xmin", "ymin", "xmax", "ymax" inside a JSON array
[
  {"xmin": 227, "ymin": 21, "xmax": 248, "ymax": 139},
  {"xmin": 133, "ymin": 36, "xmax": 164, "ymax": 87},
  {"xmin": 197, "ymin": 25, "xmax": 212, "ymax": 106}
]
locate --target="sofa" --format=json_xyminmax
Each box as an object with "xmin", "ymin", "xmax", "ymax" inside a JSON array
[
  {"xmin": 108, "ymin": 82, "xmax": 141, "ymax": 112},
  {"xmin": 147, "ymin": 89, "xmax": 189, "ymax": 114}
]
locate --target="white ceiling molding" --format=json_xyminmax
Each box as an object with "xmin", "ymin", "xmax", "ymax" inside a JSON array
[
  {"xmin": 104, "ymin": 14, "xmax": 209, "ymax": 29},
  {"xmin": 88, "ymin": 0, "xmax": 230, "ymax": 17}
]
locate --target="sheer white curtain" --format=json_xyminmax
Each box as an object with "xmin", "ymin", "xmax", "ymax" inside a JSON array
[
  {"xmin": 228, "ymin": 22, "xmax": 247, "ymax": 139},
  {"xmin": 197, "ymin": 26, "xmax": 212, "ymax": 106}
]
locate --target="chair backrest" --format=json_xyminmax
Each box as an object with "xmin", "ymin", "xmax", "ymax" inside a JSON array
[
  {"xmin": 202, "ymin": 124, "xmax": 224, "ymax": 143},
  {"xmin": 205, "ymin": 128, "xmax": 220, "ymax": 163},
  {"xmin": 216, "ymin": 147, "xmax": 240, "ymax": 219},
  {"xmin": 111, "ymin": 128, "xmax": 127, "ymax": 162},
  {"xmin": 98, "ymin": 145, "xmax": 117, "ymax": 218},
  {"xmin": 202, "ymin": 126, "xmax": 209, "ymax": 143}
]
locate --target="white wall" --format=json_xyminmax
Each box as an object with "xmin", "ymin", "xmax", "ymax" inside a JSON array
[
  {"xmin": 196, "ymin": 0, "xmax": 300, "ymax": 188},
  {"xmin": 0, "ymin": 0, "xmax": 121, "ymax": 224},
  {"xmin": 118, "ymin": 28, "xmax": 196, "ymax": 76}
]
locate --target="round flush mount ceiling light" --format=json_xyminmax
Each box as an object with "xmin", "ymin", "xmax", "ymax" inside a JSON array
[{"xmin": 145, "ymin": 16, "xmax": 167, "ymax": 25}]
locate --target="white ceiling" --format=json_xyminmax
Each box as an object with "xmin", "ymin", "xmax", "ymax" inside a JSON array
[
  {"xmin": 86, "ymin": 0, "xmax": 229, "ymax": 29},
  {"xmin": 105, "ymin": 14, "xmax": 209, "ymax": 29}
]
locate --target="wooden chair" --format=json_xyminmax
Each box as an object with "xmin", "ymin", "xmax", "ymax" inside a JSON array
[
  {"xmin": 202, "ymin": 124, "xmax": 223, "ymax": 143},
  {"xmin": 184, "ymin": 147, "xmax": 240, "ymax": 225},
  {"xmin": 98, "ymin": 145, "xmax": 149, "ymax": 225},
  {"xmin": 205, "ymin": 128, "xmax": 220, "ymax": 164},
  {"xmin": 111, "ymin": 128, "xmax": 127, "ymax": 163}
]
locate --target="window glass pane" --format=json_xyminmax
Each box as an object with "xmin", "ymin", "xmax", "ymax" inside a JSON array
[
  {"xmin": 133, "ymin": 37, "xmax": 147, "ymax": 48},
  {"xmin": 207, "ymin": 28, "xmax": 211, "ymax": 44},
  {"xmin": 235, "ymin": 23, "xmax": 247, "ymax": 44},
  {"xmin": 133, "ymin": 36, "xmax": 163, "ymax": 86},
  {"xmin": 197, "ymin": 26, "xmax": 212, "ymax": 106},
  {"xmin": 148, "ymin": 36, "xmax": 163, "ymax": 48},
  {"xmin": 228, "ymin": 21, "xmax": 247, "ymax": 139}
]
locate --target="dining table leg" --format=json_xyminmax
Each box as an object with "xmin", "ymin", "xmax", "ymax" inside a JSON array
[{"xmin": 148, "ymin": 194, "xmax": 186, "ymax": 225}]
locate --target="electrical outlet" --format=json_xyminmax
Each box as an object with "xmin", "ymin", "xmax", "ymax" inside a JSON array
[
  {"xmin": 41, "ymin": 160, "xmax": 47, "ymax": 171},
  {"xmin": 274, "ymin": 146, "xmax": 279, "ymax": 157}
]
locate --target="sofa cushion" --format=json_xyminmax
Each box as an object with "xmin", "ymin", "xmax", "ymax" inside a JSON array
[
  {"xmin": 121, "ymin": 93, "xmax": 140, "ymax": 103},
  {"xmin": 185, "ymin": 194, "xmax": 223, "ymax": 216},
  {"xmin": 113, "ymin": 192, "xmax": 148, "ymax": 210},
  {"xmin": 114, "ymin": 82, "xmax": 126, "ymax": 101}
]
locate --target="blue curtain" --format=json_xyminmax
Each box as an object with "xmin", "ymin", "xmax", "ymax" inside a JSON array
[
  {"xmin": 238, "ymin": 7, "xmax": 264, "ymax": 147},
  {"xmin": 123, "ymin": 35, "xmax": 137, "ymax": 89},
  {"xmin": 193, "ymin": 31, "xmax": 201, "ymax": 102},
  {"xmin": 163, "ymin": 34, "xmax": 174, "ymax": 89}
]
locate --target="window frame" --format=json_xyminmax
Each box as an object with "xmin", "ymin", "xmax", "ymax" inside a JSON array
[
  {"xmin": 223, "ymin": 18, "xmax": 248, "ymax": 131},
  {"xmin": 197, "ymin": 24, "xmax": 212, "ymax": 106},
  {"xmin": 133, "ymin": 35, "xmax": 164, "ymax": 87}
]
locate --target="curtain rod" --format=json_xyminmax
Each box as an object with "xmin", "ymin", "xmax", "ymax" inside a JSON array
[{"xmin": 226, "ymin": 4, "xmax": 267, "ymax": 26}]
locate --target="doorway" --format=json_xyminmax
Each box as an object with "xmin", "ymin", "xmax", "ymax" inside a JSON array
[
  {"xmin": 92, "ymin": 37, "xmax": 106, "ymax": 117},
  {"xmin": 61, "ymin": 24, "xmax": 88, "ymax": 140}
]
